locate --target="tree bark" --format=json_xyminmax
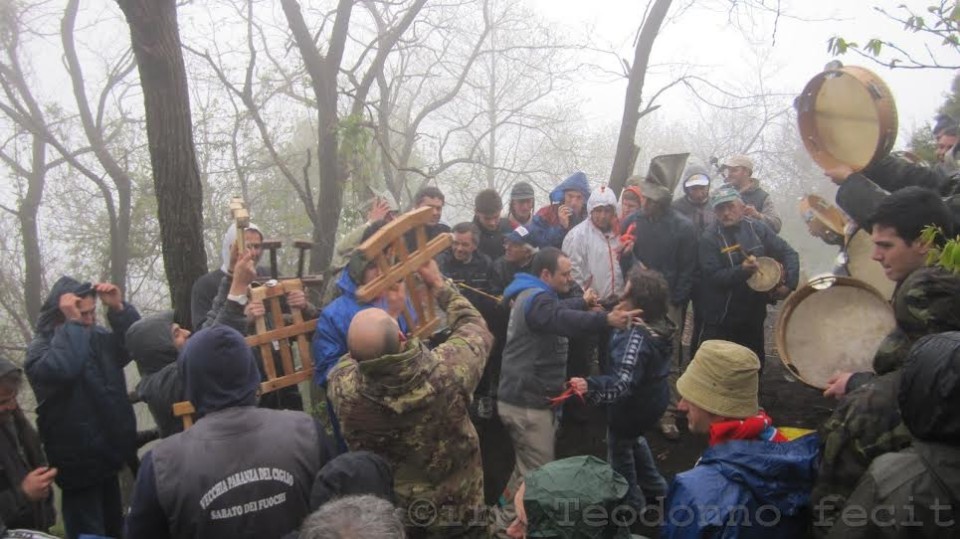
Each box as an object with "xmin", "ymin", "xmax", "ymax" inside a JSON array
[
  {"xmin": 116, "ymin": 0, "xmax": 207, "ymax": 328},
  {"xmin": 281, "ymin": 0, "xmax": 353, "ymax": 276},
  {"xmin": 608, "ymin": 0, "xmax": 673, "ymax": 194}
]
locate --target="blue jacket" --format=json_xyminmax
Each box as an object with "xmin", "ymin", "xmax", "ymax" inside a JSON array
[
  {"xmin": 527, "ymin": 172, "xmax": 591, "ymax": 248},
  {"xmin": 621, "ymin": 208, "xmax": 698, "ymax": 306},
  {"xmin": 697, "ymin": 218, "xmax": 800, "ymax": 327},
  {"xmin": 312, "ymin": 270, "xmax": 411, "ymax": 386},
  {"xmin": 662, "ymin": 434, "xmax": 819, "ymax": 539},
  {"xmin": 25, "ymin": 276, "xmax": 140, "ymax": 490},
  {"xmin": 586, "ymin": 319, "xmax": 675, "ymax": 438}
]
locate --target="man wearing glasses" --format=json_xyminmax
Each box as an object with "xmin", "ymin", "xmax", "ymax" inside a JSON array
[{"xmin": 721, "ymin": 155, "xmax": 782, "ymax": 234}]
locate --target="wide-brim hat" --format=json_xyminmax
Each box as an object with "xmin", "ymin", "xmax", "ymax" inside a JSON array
[{"xmin": 677, "ymin": 340, "xmax": 760, "ymax": 418}]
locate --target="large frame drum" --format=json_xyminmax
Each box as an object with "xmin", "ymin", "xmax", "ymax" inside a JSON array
[
  {"xmin": 776, "ymin": 275, "xmax": 895, "ymax": 389},
  {"xmin": 843, "ymin": 229, "xmax": 897, "ymax": 300},
  {"xmin": 797, "ymin": 65, "xmax": 898, "ymax": 171}
]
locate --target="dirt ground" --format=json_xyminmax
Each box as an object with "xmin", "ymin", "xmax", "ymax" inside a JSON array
[{"xmin": 474, "ymin": 305, "xmax": 836, "ymax": 536}]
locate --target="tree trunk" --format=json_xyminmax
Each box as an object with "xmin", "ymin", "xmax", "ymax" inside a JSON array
[
  {"xmin": 608, "ymin": 0, "xmax": 673, "ymax": 194},
  {"xmin": 20, "ymin": 138, "xmax": 46, "ymax": 325},
  {"xmin": 116, "ymin": 0, "xmax": 207, "ymax": 328},
  {"xmin": 281, "ymin": 0, "xmax": 353, "ymax": 276}
]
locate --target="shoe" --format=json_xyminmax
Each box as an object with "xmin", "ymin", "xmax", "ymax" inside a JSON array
[{"xmin": 659, "ymin": 419, "xmax": 680, "ymax": 441}]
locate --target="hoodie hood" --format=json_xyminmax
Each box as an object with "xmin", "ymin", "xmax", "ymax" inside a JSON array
[
  {"xmin": 178, "ymin": 325, "xmax": 260, "ymax": 417},
  {"xmin": 355, "ymin": 339, "xmax": 438, "ymax": 414},
  {"xmin": 682, "ymin": 163, "xmax": 713, "ymax": 192},
  {"xmin": 126, "ymin": 311, "xmax": 178, "ymax": 377},
  {"xmin": 502, "ymin": 272, "xmax": 554, "ymax": 302},
  {"xmin": 336, "ymin": 266, "xmax": 360, "ymax": 298},
  {"xmin": 548, "ymin": 171, "xmax": 591, "ymax": 204},
  {"xmin": 587, "ymin": 185, "xmax": 618, "ymax": 213},
  {"xmin": 219, "ymin": 222, "xmax": 263, "ymax": 273},
  {"xmin": 698, "ymin": 434, "xmax": 819, "ymax": 514},
  {"xmin": 310, "ymin": 451, "xmax": 396, "ymax": 509},
  {"xmin": 899, "ymin": 332, "xmax": 960, "ymax": 443},
  {"xmin": 35, "ymin": 276, "xmax": 94, "ymax": 336}
]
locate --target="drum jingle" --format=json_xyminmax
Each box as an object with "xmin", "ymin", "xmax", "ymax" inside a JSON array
[
  {"xmin": 796, "ymin": 65, "xmax": 898, "ymax": 171},
  {"xmin": 776, "ymin": 275, "xmax": 896, "ymax": 389}
]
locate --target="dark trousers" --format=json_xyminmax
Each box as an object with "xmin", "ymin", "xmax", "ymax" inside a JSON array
[
  {"xmin": 699, "ymin": 319, "xmax": 766, "ymax": 373},
  {"xmin": 61, "ymin": 475, "xmax": 122, "ymax": 539}
]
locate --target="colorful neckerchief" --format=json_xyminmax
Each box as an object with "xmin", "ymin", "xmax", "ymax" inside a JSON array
[{"xmin": 708, "ymin": 411, "xmax": 787, "ymax": 446}]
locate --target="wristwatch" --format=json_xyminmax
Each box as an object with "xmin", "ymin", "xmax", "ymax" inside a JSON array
[{"xmin": 227, "ymin": 293, "xmax": 249, "ymax": 306}]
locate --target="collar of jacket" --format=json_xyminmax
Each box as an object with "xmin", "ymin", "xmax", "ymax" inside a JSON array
[{"xmin": 356, "ymin": 338, "xmax": 438, "ymax": 409}]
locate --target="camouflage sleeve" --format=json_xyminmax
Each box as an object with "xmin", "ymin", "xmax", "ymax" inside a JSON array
[
  {"xmin": 431, "ymin": 282, "xmax": 493, "ymax": 396},
  {"xmin": 812, "ymin": 374, "xmax": 913, "ymax": 535}
]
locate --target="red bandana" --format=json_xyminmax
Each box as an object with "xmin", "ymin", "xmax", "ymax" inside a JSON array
[{"xmin": 708, "ymin": 411, "xmax": 787, "ymax": 446}]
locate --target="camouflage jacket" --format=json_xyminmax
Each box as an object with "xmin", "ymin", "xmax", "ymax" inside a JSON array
[
  {"xmin": 814, "ymin": 267, "xmax": 960, "ymax": 535},
  {"xmin": 327, "ymin": 283, "xmax": 493, "ymax": 536}
]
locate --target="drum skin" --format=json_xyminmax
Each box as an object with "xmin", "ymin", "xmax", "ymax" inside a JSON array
[
  {"xmin": 799, "ymin": 194, "xmax": 847, "ymax": 246},
  {"xmin": 797, "ymin": 65, "xmax": 898, "ymax": 171},
  {"xmin": 746, "ymin": 256, "xmax": 783, "ymax": 292},
  {"xmin": 845, "ymin": 230, "xmax": 897, "ymax": 300},
  {"xmin": 776, "ymin": 276, "xmax": 896, "ymax": 389}
]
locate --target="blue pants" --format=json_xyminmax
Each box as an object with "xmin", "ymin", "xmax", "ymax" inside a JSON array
[
  {"xmin": 607, "ymin": 431, "xmax": 667, "ymax": 510},
  {"xmin": 61, "ymin": 475, "xmax": 122, "ymax": 539}
]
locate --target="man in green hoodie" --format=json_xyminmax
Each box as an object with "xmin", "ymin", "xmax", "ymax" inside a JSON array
[{"xmin": 328, "ymin": 260, "xmax": 494, "ymax": 537}]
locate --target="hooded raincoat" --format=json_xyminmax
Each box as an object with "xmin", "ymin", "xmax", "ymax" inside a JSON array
[
  {"xmin": 126, "ymin": 311, "xmax": 183, "ymax": 438},
  {"xmin": 528, "ymin": 172, "xmax": 591, "ymax": 248},
  {"xmin": 25, "ymin": 276, "xmax": 140, "ymax": 491},
  {"xmin": 562, "ymin": 186, "xmax": 624, "ymax": 299}
]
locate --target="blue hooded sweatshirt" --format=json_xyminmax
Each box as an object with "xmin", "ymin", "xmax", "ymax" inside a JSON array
[
  {"xmin": 529, "ymin": 171, "xmax": 592, "ymax": 248},
  {"xmin": 312, "ymin": 270, "xmax": 412, "ymax": 387},
  {"xmin": 662, "ymin": 434, "xmax": 820, "ymax": 539}
]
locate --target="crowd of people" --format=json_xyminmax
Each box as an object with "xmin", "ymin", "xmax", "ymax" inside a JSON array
[{"xmin": 3, "ymin": 131, "xmax": 960, "ymax": 539}]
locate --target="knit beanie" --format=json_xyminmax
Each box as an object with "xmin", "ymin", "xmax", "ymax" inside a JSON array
[{"xmin": 677, "ymin": 340, "xmax": 760, "ymax": 418}]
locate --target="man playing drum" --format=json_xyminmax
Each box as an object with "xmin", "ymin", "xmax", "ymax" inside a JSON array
[
  {"xmin": 813, "ymin": 185, "xmax": 960, "ymax": 535},
  {"xmin": 694, "ymin": 186, "xmax": 799, "ymax": 372}
]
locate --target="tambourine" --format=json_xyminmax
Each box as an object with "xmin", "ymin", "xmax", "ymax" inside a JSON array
[
  {"xmin": 796, "ymin": 65, "xmax": 898, "ymax": 171},
  {"xmin": 746, "ymin": 256, "xmax": 784, "ymax": 292},
  {"xmin": 799, "ymin": 194, "xmax": 847, "ymax": 246}
]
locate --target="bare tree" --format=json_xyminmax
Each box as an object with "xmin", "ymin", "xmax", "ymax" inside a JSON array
[{"xmin": 116, "ymin": 0, "xmax": 207, "ymax": 328}]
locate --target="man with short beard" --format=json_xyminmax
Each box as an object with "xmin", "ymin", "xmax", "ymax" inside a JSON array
[
  {"xmin": 473, "ymin": 189, "xmax": 513, "ymax": 260},
  {"xmin": 720, "ymin": 155, "xmax": 782, "ymax": 233},
  {"xmin": 528, "ymin": 172, "xmax": 590, "ymax": 248},
  {"xmin": 507, "ymin": 182, "xmax": 536, "ymax": 228},
  {"xmin": 562, "ymin": 186, "xmax": 624, "ymax": 301}
]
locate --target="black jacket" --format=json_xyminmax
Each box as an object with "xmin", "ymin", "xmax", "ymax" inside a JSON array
[
  {"xmin": 126, "ymin": 312, "xmax": 183, "ymax": 438},
  {"xmin": 697, "ymin": 218, "xmax": 800, "ymax": 327},
  {"xmin": 0, "ymin": 359, "xmax": 55, "ymax": 532},
  {"xmin": 473, "ymin": 217, "xmax": 513, "ymax": 261},
  {"xmin": 621, "ymin": 208, "xmax": 698, "ymax": 306},
  {"xmin": 438, "ymin": 251, "xmax": 497, "ymax": 321},
  {"xmin": 25, "ymin": 276, "xmax": 140, "ymax": 490}
]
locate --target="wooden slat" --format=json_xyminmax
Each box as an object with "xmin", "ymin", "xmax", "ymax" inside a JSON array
[
  {"xmin": 250, "ymin": 287, "xmax": 277, "ymax": 380},
  {"xmin": 268, "ymin": 292, "xmax": 296, "ymax": 376},
  {"xmin": 357, "ymin": 207, "xmax": 435, "ymax": 257},
  {"xmin": 282, "ymin": 280, "xmax": 313, "ymax": 370},
  {"xmin": 356, "ymin": 234, "xmax": 451, "ymax": 302},
  {"xmin": 244, "ymin": 320, "xmax": 316, "ymax": 347},
  {"xmin": 173, "ymin": 401, "xmax": 195, "ymax": 416},
  {"xmin": 260, "ymin": 370, "xmax": 314, "ymax": 393},
  {"xmin": 411, "ymin": 317, "xmax": 441, "ymax": 339},
  {"xmin": 249, "ymin": 283, "xmax": 287, "ymax": 300}
]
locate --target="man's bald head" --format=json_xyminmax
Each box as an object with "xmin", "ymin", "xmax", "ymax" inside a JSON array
[{"xmin": 347, "ymin": 308, "xmax": 402, "ymax": 361}]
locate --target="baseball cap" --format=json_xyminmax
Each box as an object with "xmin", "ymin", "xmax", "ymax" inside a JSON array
[
  {"xmin": 504, "ymin": 225, "xmax": 537, "ymax": 247},
  {"xmin": 710, "ymin": 186, "xmax": 742, "ymax": 208},
  {"xmin": 722, "ymin": 155, "xmax": 754, "ymax": 171}
]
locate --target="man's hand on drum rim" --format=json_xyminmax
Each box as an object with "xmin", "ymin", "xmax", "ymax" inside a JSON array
[
  {"xmin": 823, "ymin": 371, "xmax": 854, "ymax": 399},
  {"xmin": 823, "ymin": 165, "xmax": 854, "ymax": 185}
]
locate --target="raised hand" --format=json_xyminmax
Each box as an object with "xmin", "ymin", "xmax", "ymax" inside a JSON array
[
  {"xmin": 58, "ymin": 293, "xmax": 82, "ymax": 322},
  {"xmin": 94, "ymin": 283, "xmax": 123, "ymax": 311}
]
